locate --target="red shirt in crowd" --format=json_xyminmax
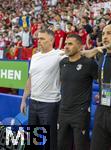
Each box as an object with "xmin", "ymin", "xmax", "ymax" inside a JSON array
[
  {"xmin": 0, "ymin": 12, "xmax": 4, "ymax": 20},
  {"xmin": 31, "ymin": 23, "xmax": 38, "ymax": 35},
  {"xmin": 33, "ymin": 38, "xmax": 38, "ymax": 48},
  {"xmin": 54, "ymin": 30, "xmax": 66, "ymax": 49},
  {"xmin": 79, "ymin": 29, "xmax": 88, "ymax": 45},
  {"xmin": 6, "ymin": 52, "xmax": 16, "ymax": 60},
  {"xmin": 42, "ymin": 0, "xmax": 48, "ymax": 10},
  {"xmin": 5, "ymin": 18, "xmax": 11, "ymax": 26}
]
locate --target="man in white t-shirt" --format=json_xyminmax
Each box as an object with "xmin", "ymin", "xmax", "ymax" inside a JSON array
[{"xmin": 20, "ymin": 29, "xmax": 64, "ymax": 150}]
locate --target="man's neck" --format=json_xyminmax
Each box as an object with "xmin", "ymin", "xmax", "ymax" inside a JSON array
[
  {"xmin": 69, "ymin": 52, "xmax": 81, "ymax": 62},
  {"xmin": 41, "ymin": 47, "xmax": 53, "ymax": 53}
]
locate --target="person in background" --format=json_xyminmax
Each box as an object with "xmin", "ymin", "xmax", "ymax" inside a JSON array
[
  {"xmin": 0, "ymin": 33, "xmax": 6, "ymax": 59},
  {"xmin": 54, "ymin": 23, "xmax": 66, "ymax": 50}
]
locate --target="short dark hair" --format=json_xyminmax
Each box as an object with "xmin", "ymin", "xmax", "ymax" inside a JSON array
[
  {"xmin": 66, "ymin": 21, "xmax": 72, "ymax": 26},
  {"xmin": 105, "ymin": 13, "xmax": 110, "ymax": 16},
  {"xmin": 67, "ymin": 34, "xmax": 82, "ymax": 44},
  {"xmin": 39, "ymin": 29, "xmax": 54, "ymax": 37},
  {"xmin": 82, "ymin": 16, "xmax": 89, "ymax": 23},
  {"xmin": 39, "ymin": 29, "xmax": 54, "ymax": 40}
]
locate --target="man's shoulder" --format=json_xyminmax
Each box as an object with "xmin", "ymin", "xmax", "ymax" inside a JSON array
[
  {"xmin": 81, "ymin": 56, "xmax": 97, "ymax": 66},
  {"xmin": 31, "ymin": 52, "xmax": 41, "ymax": 59},
  {"xmin": 53, "ymin": 49, "xmax": 64, "ymax": 54},
  {"xmin": 60, "ymin": 57, "xmax": 68, "ymax": 65}
]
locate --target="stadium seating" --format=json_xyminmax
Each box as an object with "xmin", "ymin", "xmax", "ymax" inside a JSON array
[{"xmin": 0, "ymin": 93, "xmax": 29, "ymax": 125}]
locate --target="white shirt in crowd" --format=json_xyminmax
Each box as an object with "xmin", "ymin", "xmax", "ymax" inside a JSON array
[
  {"xmin": 48, "ymin": 0, "xmax": 57, "ymax": 6},
  {"xmin": 20, "ymin": 31, "xmax": 30, "ymax": 47},
  {"xmin": 0, "ymin": 40, "xmax": 5, "ymax": 59},
  {"xmin": 29, "ymin": 49, "xmax": 65, "ymax": 103}
]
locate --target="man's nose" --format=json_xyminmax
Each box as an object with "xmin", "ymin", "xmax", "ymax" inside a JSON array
[
  {"xmin": 103, "ymin": 34, "xmax": 107, "ymax": 41},
  {"xmin": 64, "ymin": 44, "xmax": 68, "ymax": 49},
  {"xmin": 64, "ymin": 46, "xmax": 67, "ymax": 50},
  {"xmin": 103, "ymin": 32, "xmax": 108, "ymax": 38},
  {"xmin": 103, "ymin": 37, "xmax": 107, "ymax": 42},
  {"xmin": 38, "ymin": 39, "xmax": 41, "ymax": 43}
]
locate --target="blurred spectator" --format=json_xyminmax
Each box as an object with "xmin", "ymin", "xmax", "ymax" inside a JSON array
[
  {"xmin": 78, "ymin": 23, "xmax": 88, "ymax": 47},
  {"xmin": 86, "ymin": 26, "xmax": 98, "ymax": 49},
  {"xmin": 104, "ymin": 13, "xmax": 111, "ymax": 24},
  {"xmin": 0, "ymin": 0, "xmax": 110, "ymax": 58},
  {"xmin": 0, "ymin": 33, "xmax": 6, "ymax": 59},
  {"xmin": 30, "ymin": 18, "xmax": 38, "ymax": 35},
  {"xmin": 5, "ymin": 44, "xmax": 18, "ymax": 60},
  {"xmin": 66, "ymin": 22, "xmax": 78, "ymax": 35},
  {"xmin": 96, "ymin": 21, "xmax": 106, "ymax": 46},
  {"xmin": 54, "ymin": 23, "xmax": 66, "ymax": 49},
  {"xmin": 19, "ymin": 27, "xmax": 33, "ymax": 48},
  {"xmin": 81, "ymin": 16, "xmax": 93, "ymax": 34}
]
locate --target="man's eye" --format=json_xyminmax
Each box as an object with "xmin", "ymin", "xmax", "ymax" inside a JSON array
[{"xmin": 68, "ymin": 43, "xmax": 73, "ymax": 45}]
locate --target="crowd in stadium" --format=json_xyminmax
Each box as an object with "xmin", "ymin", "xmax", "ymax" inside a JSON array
[
  {"xmin": 0, "ymin": 0, "xmax": 111, "ymax": 60},
  {"xmin": 1, "ymin": 0, "xmax": 111, "ymax": 150},
  {"xmin": 0, "ymin": 0, "xmax": 110, "ymax": 94}
]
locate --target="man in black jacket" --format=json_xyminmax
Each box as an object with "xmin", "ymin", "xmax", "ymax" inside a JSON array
[{"xmin": 81, "ymin": 24, "xmax": 111, "ymax": 150}]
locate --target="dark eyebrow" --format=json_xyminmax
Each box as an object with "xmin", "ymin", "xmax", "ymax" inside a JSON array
[
  {"xmin": 107, "ymin": 31, "xmax": 111, "ymax": 33},
  {"xmin": 65, "ymin": 42, "xmax": 73, "ymax": 45},
  {"xmin": 102, "ymin": 31, "xmax": 111, "ymax": 35},
  {"xmin": 38, "ymin": 37, "xmax": 45, "ymax": 40}
]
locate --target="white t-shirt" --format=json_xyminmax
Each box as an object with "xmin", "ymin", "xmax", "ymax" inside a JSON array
[
  {"xmin": 48, "ymin": 0, "xmax": 57, "ymax": 6},
  {"xmin": 21, "ymin": 31, "xmax": 30, "ymax": 47},
  {"xmin": 29, "ymin": 49, "xmax": 65, "ymax": 103},
  {"xmin": 0, "ymin": 41, "xmax": 5, "ymax": 59}
]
